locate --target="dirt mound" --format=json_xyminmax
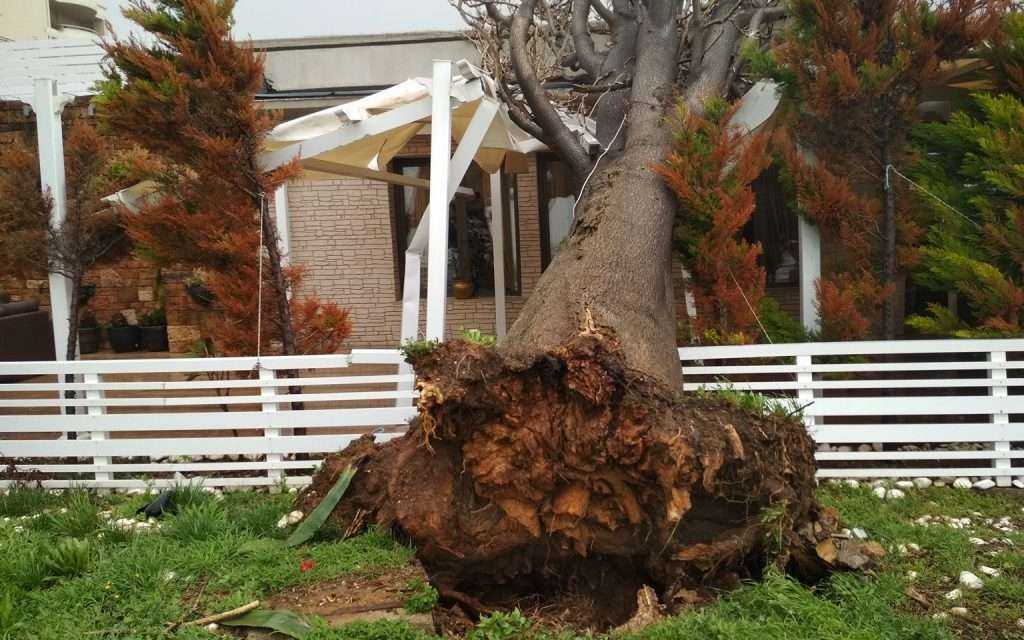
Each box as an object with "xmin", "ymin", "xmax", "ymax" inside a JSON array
[{"xmin": 298, "ymin": 332, "xmax": 847, "ymax": 628}]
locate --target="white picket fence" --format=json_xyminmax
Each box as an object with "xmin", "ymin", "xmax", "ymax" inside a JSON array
[
  {"xmin": 1, "ymin": 339, "xmax": 1022, "ymax": 489},
  {"xmin": 680, "ymin": 338, "xmax": 1024, "ymax": 486},
  {"xmin": 0, "ymin": 349, "xmax": 415, "ymax": 489}
]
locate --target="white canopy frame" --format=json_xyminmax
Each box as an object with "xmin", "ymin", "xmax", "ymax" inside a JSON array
[{"xmin": 259, "ymin": 60, "xmax": 546, "ymax": 352}]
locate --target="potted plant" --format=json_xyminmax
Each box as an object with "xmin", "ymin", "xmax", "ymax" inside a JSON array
[
  {"xmin": 139, "ymin": 308, "xmax": 169, "ymax": 352},
  {"xmin": 78, "ymin": 311, "xmax": 101, "ymax": 355},
  {"xmin": 185, "ymin": 273, "xmax": 215, "ymax": 306},
  {"xmin": 78, "ymin": 284, "xmax": 96, "ymax": 306},
  {"xmin": 106, "ymin": 312, "xmax": 140, "ymax": 353}
]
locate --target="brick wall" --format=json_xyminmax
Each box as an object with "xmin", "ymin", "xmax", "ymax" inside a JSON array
[{"xmin": 284, "ymin": 159, "xmax": 543, "ymax": 348}]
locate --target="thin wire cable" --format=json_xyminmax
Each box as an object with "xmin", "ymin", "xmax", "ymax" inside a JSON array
[
  {"xmin": 256, "ymin": 193, "xmax": 265, "ymax": 364},
  {"xmin": 727, "ymin": 267, "xmax": 773, "ymax": 344},
  {"xmin": 886, "ymin": 164, "xmax": 981, "ymax": 229},
  {"xmin": 574, "ymin": 113, "xmax": 628, "ymax": 217}
]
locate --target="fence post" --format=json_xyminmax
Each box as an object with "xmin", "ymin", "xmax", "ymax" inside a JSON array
[
  {"xmin": 260, "ymin": 367, "xmax": 284, "ymax": 490},
  {"xmin": 84, "ymin": 373, "xmax": 111, "ymax": 489},
  {"xmin": 988, "ymin": 350, "xmax": 1011, "ymax": 487},
  {"xmin": 796, "ymin": 354, "xmax": 816, "ymax": 433}
]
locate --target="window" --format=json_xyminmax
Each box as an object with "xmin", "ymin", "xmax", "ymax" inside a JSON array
[
  {"xmin": 537, "ymin": 154, "xmax": 576, "ymax": 270},
  {"xmin": 390, "ymin": 158, "xmax": 521, "ymax": 298}
]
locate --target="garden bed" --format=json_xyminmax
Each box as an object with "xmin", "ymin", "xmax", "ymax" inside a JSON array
[{"xmin": 0, "ymin": 483, "xmax": 1021, "ymax": 639}]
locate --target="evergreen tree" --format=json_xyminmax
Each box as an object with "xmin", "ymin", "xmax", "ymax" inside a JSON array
[
  {"xmin": 96, "ymin": 0, "xmax": 350, "ymax": 355},
  {"xmin": 770, "ymin": 0, "xmax": 1002, "ymax": 338},
  {"xmin": 907, "ymin": 14, "xmax": 1024, "ymax": 336}
]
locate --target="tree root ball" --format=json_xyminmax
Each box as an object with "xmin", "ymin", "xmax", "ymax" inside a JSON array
[{"xmin": 299, "ymin": 331, "xmax": 847, "ymax": 622}]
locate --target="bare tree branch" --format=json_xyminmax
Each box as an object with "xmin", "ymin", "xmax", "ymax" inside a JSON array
[
  {"xmin": 510, "ymin": 0, "xmax": 594, "ymax": 179},
  {"xmin": 591, "ymin": 0, "xmax": 616, "ymax": 25},
  {"xmin": 571, "ymin": 0, "xmax": 608, "ymax": 77}
]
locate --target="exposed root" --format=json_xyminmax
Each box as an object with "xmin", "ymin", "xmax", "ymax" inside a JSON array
[{"xmin": 299, "ymin": 331, "xmax": 871, "ymax": 629}]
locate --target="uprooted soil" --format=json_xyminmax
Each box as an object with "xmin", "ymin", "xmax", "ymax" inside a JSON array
[{"xmin": 298, "ymin": 331, "xmax": 863, "ymax": 630}]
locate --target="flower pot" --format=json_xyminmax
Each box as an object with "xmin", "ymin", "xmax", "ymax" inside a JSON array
[
  {"xmin": 107, "ymin": 325, "xmax": 140, "ymax": 353},
  {"xmin": 452, "ymin": 279, "xmax": 475, "ymax": 299},
  {"xmin": 140, "ymin": 325, "xmax": 169, "ymax": 352},
  {"xmin": 78, "ymin": 327, "xmax": 101, "ymax": 355}
]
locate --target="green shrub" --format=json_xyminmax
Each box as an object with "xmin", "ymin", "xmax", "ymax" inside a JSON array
[
  {"xmin": 467, "ymin": 610, "xmax": 531, "ymax": 640},
  {"xmin": 0, "ymin": 587, "xmax": 23, "ymax": 637},
  {"xmin": 403, "ymin": 578, "xmax": 439, "ymax": 614},
  {"xmin": 758, "ymin": 297, "xmax": 812, "ymax": 344},
  {"xmin": 166, "ymin": 501, "xmax": 229, "ymax": 543}
]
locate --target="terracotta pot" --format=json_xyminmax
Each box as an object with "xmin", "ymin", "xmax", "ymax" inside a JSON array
[{"xmin": 453, "ymin": 279, "xmax": 475, "ymax": 299}]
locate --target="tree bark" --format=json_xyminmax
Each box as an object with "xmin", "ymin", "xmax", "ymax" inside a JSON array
[{"xmin": 503, "ymin": 0, "xmax": 684, "ymax": 388}]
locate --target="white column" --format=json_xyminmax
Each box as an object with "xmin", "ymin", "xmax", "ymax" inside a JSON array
[
  {"xmin": 425, "ymin": 60, "xmax": 454, "ymax": 341},
  {"xmin": 798, "ymin": 217, "xmax": 821, "ymax": 334},
  {"xmin": 989, "ymin": 351, "xmax": 1011, "ymax": 487},
  {"xmin": 33, "ymin": 78, "xmax": 73, "ymax": 360},
  {"xmin": 273, "ymin": 184, "xmax": 291, "ymax": 269},
  {"xmin": 489, "ymin": 171, "xmax": 507, "ymax": 337}
]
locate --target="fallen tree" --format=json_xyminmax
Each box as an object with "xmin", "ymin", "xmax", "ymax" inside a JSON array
[{"xmin": 299, "ymin": 0, "xmax": 890, "ymax": 622}]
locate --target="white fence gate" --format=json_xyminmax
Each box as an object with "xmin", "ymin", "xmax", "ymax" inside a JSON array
[
  {"xmin": 679, "ymin": 339, "xmax": 1024, "ymax": 486},
  {"xmin": 0, "ymin": 350, "xmax": 415, "ymax": 489},
  {"xmin": 1, "ymin": 339, "xmax": 1022, "ymax": 489}
]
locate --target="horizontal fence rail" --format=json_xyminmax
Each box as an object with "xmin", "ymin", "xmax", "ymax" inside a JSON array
[
  {"xmin": 678, "ymin": 338, "xmax": 1024, "ymax": 486},
  {"xmin": 2, "ymin": 339, "xmax": 1023, "ymax": 490},
  {"xmin": 0, "ymin": 349, "xmax": 413, "ymax": 489}
]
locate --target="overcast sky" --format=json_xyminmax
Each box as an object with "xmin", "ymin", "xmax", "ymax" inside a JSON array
[{"xmin": 106, "ymin": 0, "xmax": 466, "ymax": 41}]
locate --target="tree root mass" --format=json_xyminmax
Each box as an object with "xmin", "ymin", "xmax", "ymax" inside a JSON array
[{"xmin": 300, "ymin": 333, "xmax": 851, "ymax": 628}]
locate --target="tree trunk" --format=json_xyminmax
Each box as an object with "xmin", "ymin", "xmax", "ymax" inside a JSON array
[
  {"xmin": 504, "ymin": 0, "xmax": 685, "ymax": 387},
  {"xmin": 881, "ymin": 143, "xmax": 898, "ymax": 340},
  {"xmin": 259, "ymin": 198, "xmax": 296, "ymax": 356}
]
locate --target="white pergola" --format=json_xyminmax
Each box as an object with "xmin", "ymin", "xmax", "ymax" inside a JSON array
[
  {"xmin": 258, "ymin": 59, "xmax": 595, "ymax": 344},
  {"xmin": 0, "ymin": 39, "xmax": 108, "ymax": 361}
]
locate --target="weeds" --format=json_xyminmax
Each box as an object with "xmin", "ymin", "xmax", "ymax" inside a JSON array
[
  {"xmin": 0, "ymin": 484, "xmax": 54, "ymax": 517},
  {"xmin": 400, "ymin": 338, "xmax": 440, "ymax": 360},
  {"xmin": 166, "ymin": 500, "xmax": 229, "ymax": 543},
  {"xmin": 693, "ymin": 383, "xmax": 800, "ymax": 419},
  {"xmin": 467, "ymin": 610, "xmax": 532, "ymax": 640},
  {"xmin": 403, "ymin": 578, "xmax": 439, "ymax": 614},
  {"xmin": 457, "ymin": 328, "xmax": 497, "ymax": 348}
]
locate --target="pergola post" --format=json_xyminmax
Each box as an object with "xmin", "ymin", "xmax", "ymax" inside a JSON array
[
  {"xmin": 32, "ymin": 78, "xmax": 73, "ymax": 361},
  {"xmin": 798, "ymin": 217, "xmax": 822, "ymax": 333},
  {"xmin": 424, "ymin": 60, "xmax": 454, "ymax": 341},
  {"xmin": 273, "ymin": 184, "xmax": 292, "ymax": 270},
  {"xmin": 489, "ymin": 171, "xmax": 507, "ymax": 337}
]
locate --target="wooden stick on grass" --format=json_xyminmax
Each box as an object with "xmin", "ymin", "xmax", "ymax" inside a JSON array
[{"xmin": 184, "ymin": 600, "xmax": 261, "ymax": 627}]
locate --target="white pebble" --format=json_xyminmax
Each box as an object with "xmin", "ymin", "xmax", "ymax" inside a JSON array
[
  {"xmin": 1011, "ymin": 479, "xmax": 1024, "ymax": 489},
  {"xmin": 206, "ymin": 623, "xmax": 219, "ymax": 631},
  {"xmin": 950, "ymin": 607, "xmax": 969, "ymax": 617},
  {"xmin": 953, "ymin": 478, "xmax": 972, "ymax": 489},
  {"xmin": 932, "ymin": 612, "xmax": 949, "ymax": 620},
  {"xmin": 945, "ymin": 589, "xmax": 962, "ymax": 600},
  {"xmin": 844, "ymin": 479, "xmax": 859, "ymax": 488},
  {"xmin": 886, "ymin": 489, "xmax": 906, "ymax": 500},
  {"xmin": 286, "ymin": 510, "xmax": 304, "ymax": 525},
  {"xmin": 978, "ymin": 566, "xmax": 1000, "ymax": 578},
  {"xmin": 1016, "ymin": 618, "xmax": 1024, "ymax": 628},
  {"xmin": 852, "ymin": 527, "xmax": 868, "ymax": 540},
  {"xmin": 958, "ymin": 571, "xmax": 984, "ymax": 590},
  {"xmin": 873, "ymin": 487, "xmax": 887, "ymax": 499},
  {"xmin": 906, "ymin": 570, "xmax": 918, "ymax": 580},
  {"xmin": 276, "ymin": 515, "xmax": 290, "ymax": 529},
  {"xmin": 894, "ymin": 480, "xmax": 914, "ymax": 490},
  {"xmin": 906, "ymin": 543, "xmax": 920, "ymax": 552},
  {"xmin": 913, "ymin": 477, "xmax": 933, "ymax": 489},
  {"xmin": 973, "ymin": 479, "xmax": 996, "ymax": 490}
]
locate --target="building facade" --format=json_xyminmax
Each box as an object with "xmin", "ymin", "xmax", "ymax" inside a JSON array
[{"xmin": 0, "ymin": 0, "xmax": 107, "ymax": 41}]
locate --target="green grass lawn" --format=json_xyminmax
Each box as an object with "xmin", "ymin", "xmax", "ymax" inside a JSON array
[{"xmin": 0, "ymin": 483, "xmax": 1021, "ymax": 639}]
